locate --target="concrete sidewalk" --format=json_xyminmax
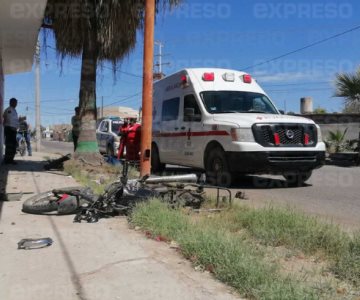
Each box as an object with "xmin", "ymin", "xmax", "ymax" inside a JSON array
[{"xmin": 0, "ymin": 152, "xmax": 240, "ymax": 300}]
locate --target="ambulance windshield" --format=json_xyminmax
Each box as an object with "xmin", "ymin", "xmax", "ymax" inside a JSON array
[{"xmin": 200, "ymin": 91, "xmax": 278, "ymax": 114}]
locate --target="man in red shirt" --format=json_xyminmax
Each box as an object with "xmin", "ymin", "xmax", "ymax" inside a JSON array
[
  {"xmin": 125, "ymin": 118, "xmax": 141, "ymax": 161},
  {"xmin": 117, "ymin": 120, "xmax": 129, "ymax": 159}
]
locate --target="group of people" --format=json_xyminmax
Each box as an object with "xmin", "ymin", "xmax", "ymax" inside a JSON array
[
  {"xmin": 117, "ymin": 118, "xmax": 141, "ymax": 161},
  {"xmin": 2, "ymin": 98, "xmax": 32, "ymax": 165},
  {"xmin": 71, "ymin": 107, "xmax": 141, "ymax": 162}
]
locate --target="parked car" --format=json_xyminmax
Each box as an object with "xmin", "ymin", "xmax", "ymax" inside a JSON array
[{"xmin": 96, "ymin": 117, "xmax": 123, "ymax": 157}]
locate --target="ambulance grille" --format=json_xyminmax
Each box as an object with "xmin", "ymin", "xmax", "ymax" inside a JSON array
[{"xmin": 253, "ymin": 124, "xmax": 317, "ymax": 147}]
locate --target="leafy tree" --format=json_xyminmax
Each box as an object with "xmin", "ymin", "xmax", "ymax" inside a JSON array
[
  {"xmin": 313, "ymin": 107, "xmax": 327, "ymax": 114},
  {"xmin": 334, "ymin": 67, "xmax": 360, "ymax": 113},
  {"xmin": 43, "ymin": 0, "xmax": 181, "ymax": 164}
]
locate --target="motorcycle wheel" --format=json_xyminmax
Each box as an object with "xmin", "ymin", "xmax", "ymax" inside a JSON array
[
  {"xmin": 22, "ymin": 192, "xmax": 59, "ymax": 214},
  {"xmin": 19, "ymin": 139, "xmax": 26, "ymax": 156}
]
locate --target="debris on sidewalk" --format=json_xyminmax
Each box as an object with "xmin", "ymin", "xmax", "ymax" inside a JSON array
[
  {"xmin": 17, "ymin": 237, "xmax": 53, "ymax": 250},
  {"xmin": 44, "ymin": 153, "xmax": 71, "ymax": 170}
]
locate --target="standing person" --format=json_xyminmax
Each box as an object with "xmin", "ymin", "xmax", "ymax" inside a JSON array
[
  {"xmin": 125, "ymin": 118, "xmax": 141, "ymax": 161},
  {"xmin": 71, "ymin": 107, "xmax": 81, "ymax": 151},
  {"xmin": 3, "ymin": 98, "xmax": 19, "ymax": 164},
  {"xmin": 117, "ymin": 119, "xmax": 129, "ymax": 159},
  {"xmin": 17, "ymin": 116, "xmax": 32, "ymax": 156}
]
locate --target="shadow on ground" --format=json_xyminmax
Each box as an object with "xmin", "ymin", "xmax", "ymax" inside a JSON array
[
  {"xmin": 0, "ymin": 159, "xmax": 47, "ymax": 220},
  {"xmin": 159, "ymin": 167, "xmax": 310, "ymax": 190}
]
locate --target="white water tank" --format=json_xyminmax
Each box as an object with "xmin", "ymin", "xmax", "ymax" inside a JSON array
[{"xmin": 300, "ymin": 97, "xmax": 313, "ymax": 114}]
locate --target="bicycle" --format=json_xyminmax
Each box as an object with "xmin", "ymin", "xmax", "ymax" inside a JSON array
[
  {"xmin": 22, "ymin": 160, "xmax": 222, "ymax": 223},
  {"xmin": 17, "ymin": 131, "xmax": 27, "ymax": 157}
]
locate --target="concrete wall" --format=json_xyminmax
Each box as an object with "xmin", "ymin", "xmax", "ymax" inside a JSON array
[
  {"xmin": 301, "ymin": 114, "xmax": 360, "ymax": 141},
  {"xmin": 0, "ymin": 54, "xmax": 4, "ymax": 162}
]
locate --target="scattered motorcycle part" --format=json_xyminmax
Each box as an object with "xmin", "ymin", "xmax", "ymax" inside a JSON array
[{"xmin": 17, "ymin": 238, "xmax": 53, "ymax": 250}]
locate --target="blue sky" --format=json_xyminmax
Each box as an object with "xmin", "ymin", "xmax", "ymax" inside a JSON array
[{"xmin": 4, "ymin": 0, "xmax": 360, "ymax": 127}]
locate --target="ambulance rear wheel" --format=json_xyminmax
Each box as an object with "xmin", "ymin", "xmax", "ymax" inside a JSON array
[
  {"xmin": 151, "ymin": 144, "xmax": 165, "ymax": 174},
  {"xmin": 205, "ymin": 147, "xmax": 232, "ymax": 187}
]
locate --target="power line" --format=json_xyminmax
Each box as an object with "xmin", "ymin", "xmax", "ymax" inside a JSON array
[
  {"xmin": 102, "ymin": 65, "xmax": 143, "ymax": 78},
  {"xmin": 103, "ymin": 92, "xmax": 142, "ymax": 107},
  {"xmin": 260, "ymin": 81, "xmax": 332, "ymax": 87},
  {"xmin": 267, "ymin": 87, "xmax": 332, "ymax": 93},
  {"xmin": 243, "ymin": 24, "xmax": 360, "ymax": 71}
]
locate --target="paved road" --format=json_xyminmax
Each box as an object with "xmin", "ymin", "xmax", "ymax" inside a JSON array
[
  {"xmin": 230, "ymin": 166, "xmax": 360, "ymax": 231},
  {"xmin": 39, "ymin": 140, "xmax": 360, "ymax": 231},
  {"xmin": 165, "ymin": 165, "xmax": 360, "ymax": 232},
  {"xmin": 41, "ymin": 139, "xmax": 74, "ymax": 155}
]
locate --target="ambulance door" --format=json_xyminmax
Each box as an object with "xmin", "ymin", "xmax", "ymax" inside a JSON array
[
  {"xmin": 159, "ymin": 97, "xmax": 183, "ymax": 164},
  {"xmin": 180, "ymin": 94, "xmax": 203, "ymax": 167}
]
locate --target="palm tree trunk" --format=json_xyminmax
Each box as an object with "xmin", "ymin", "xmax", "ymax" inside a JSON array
[{"xmin": 74, "ymin": 1, "xmax": 102, "ymax": 165}]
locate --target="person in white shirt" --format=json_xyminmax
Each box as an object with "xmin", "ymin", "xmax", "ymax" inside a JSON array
[{"xmin": 3, "ymin": 98, "xmax": 19, "ymax": 164}]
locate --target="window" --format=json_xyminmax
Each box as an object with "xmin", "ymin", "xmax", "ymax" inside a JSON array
[
  {"xmin": 111, "ymin": 120, "xmax": 123, "ymax": 133},
  {"xmin": 200, "ymin": 91, "xmax": 278, "ymax": 114},
  {"xmin": 100, "ymin": 121, "xmax": 109, "ymax": 132},
  {"xmin": 162, "ymin": 98, "xmax": 180, "ymax": 121},
  {"xmin": 184, "ymin": 94, "xmax": 201, "ymax": 122}
]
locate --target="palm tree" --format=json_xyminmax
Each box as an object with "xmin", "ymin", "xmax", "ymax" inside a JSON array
[
  {"xmin": 43, "ymin": 0, "xmax": 181, "ymax": 164},
  {"xmin": 334, "ymin": 67, "xmax": 360, "ymax": 113},
  {"xmin": 326, "ymin": 128, "xmax": 348, "ymax": 153}
]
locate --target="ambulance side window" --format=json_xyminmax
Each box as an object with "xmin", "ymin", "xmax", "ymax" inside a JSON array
[
  {"xmin": 162, "ymin": 97, "xmax": 180, "ymax": 121},
  {"xmin": 184, "ymin": 94, "xmax": 201, "ymax": 122}
]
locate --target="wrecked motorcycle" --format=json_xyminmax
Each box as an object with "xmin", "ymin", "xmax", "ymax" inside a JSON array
[{"xmin": 22, "ymin": 161, "xmax": 221, "ymax": 222}]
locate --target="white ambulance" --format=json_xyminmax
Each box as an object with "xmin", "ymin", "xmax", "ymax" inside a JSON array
[{"xmin": 151, "ymin": 68, "xmax": 326, "ymax": 186}]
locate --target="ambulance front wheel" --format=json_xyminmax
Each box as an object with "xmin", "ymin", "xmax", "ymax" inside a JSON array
[
  {"xmin": 205, "ymin": 147, "xmax": 233, "ymax": 187},
  {"xmin": 151, "ymin": 143, "xmax": 165, "ymax": 174}
]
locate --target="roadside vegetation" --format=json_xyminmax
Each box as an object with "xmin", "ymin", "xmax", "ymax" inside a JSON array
[
  {"xmin": 62, "ymin": 162, "xmax": 360, "ymax": 298},
  {"xmin": 63, "ymin": 159, "xmax": 139, "ymax": 194},
  {"xmin": 130, "ymin": 200, "xmax": 360, "ymax": 299}
]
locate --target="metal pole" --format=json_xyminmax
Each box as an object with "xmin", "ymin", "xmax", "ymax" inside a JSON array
[
  {"xmin": 140, "ymin": 0, "xmax": 155, "ymax": 177},
  {"xmin": 35, "ymin": 38, "xmax": 41, "ymax": 152},
  {"xmin": 101, "ymin": 96, "xmax": 104, "ymax": 118},
  {"xmin": 155, "ymin": 41, "xmax": 163, "ymax": 74},
  {"xmin": 159, "ymin": 42, "xmax": 163, "ymax": 74}
]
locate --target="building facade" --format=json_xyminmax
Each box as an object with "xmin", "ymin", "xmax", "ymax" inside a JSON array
[{"xmin": 1, "ymin": 0, "xmax": 47, "ymax": 161}]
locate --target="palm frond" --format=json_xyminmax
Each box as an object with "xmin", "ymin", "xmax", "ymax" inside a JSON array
[
  {"xmin": 44, "ymin": 0, "xmax": 183, "ymax": 64},
  {"xmin": 334, "ymin": 67, "xmax": 360, "ymax": 107}
]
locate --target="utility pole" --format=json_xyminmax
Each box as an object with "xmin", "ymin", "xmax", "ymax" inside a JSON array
[
  {"xmin": 154, "ymin": 41, "xmax": 170, "ymax": 80},
  {"xmin": 154, "ymin": 41, "xmax": 163, "ymax": 75},
  {"xmin": 35, "ymin": 38, "xmax": 41, "ymax": 152},
  {"xmin": 140, "ymin": 0, "xmax": 155, "ymax": 176}
]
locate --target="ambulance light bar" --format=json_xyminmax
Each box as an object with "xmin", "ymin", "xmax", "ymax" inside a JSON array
[
  {"xmin": 202, "ymin": 72, "xmax": 215, "ymax": 81},
  {"xmin": 222, "ymin": 72, "xmax": 235, "ymax": 82},
  {"xmin": 242, "ymin": 74, "xmax": 252, "ymax": 84}
]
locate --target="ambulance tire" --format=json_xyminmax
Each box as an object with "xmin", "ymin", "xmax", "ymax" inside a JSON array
[
  {"xmin": 151, "ymin": 144, "xmax": 165, "ymax": 174},
  {"xmin": 205, "ymin": 147, "xmax": 233, "ymax": 187}
]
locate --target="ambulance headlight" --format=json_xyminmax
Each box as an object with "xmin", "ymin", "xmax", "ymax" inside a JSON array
[{"xmin": 230, "ymin": 128, "xmax": 255, "ymax": 142}]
